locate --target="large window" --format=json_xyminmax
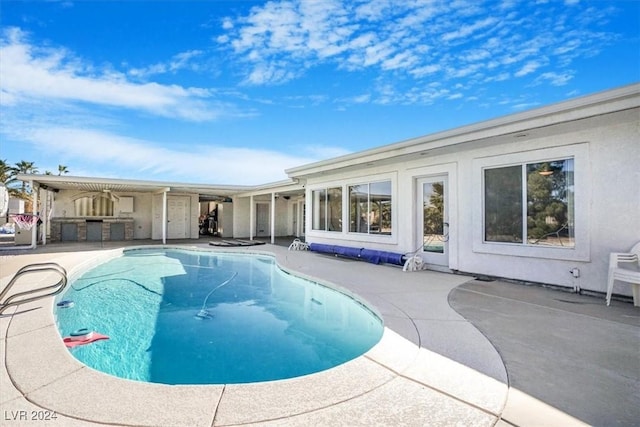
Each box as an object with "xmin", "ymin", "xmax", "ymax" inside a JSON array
[
  {"xmin": 484, "ymin": 158, "xmax": 574, "ymax": 247},
  {"xmin": 312, "ymin": 187, "xmax": 342, "ymax": 231},
  {"xmin": 349, "ymin": 181, "xmax": 392, "ymax": 235}
]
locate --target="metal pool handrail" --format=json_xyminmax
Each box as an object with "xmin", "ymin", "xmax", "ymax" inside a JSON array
[{"xmin": 0, "ymin": 262, "xmax": 68, "ymax": 314}]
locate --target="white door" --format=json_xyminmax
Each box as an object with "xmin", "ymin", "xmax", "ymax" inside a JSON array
[
  {"xmin": 417, "ymin": 176, "xmax": 449, "ymax": 268},
  {"xmin": 167, "ymin": 197, "xmax": 189, "ymax": 239},
  {"xmin": 256, "ymin": 203, "xmax": 270, "ymax": 237}
]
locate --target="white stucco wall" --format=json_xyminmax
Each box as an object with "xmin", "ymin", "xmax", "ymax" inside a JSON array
[
  {"xmin": 232, "ymin": 197, "xmax": 251, "ymax": 238},
  {"xmin": 130, "ymin": 194, "xmax": 153, "ymax": 239},
  {"xmin": 302, "ymin": 106, "xmax": 640, "ymax": 296},
  {"xmin": 232, "ymin": 196, "xmax": 294, "ymax": 239},
  {"xmin": 219, "ymin": 202, "xmax": 233, "ymax": 238},
  {"xmin": 274, "ymin": 199, "xmax": 289, "ymax": 235},
  {"xmin": 51, "ymin": 191, "xmax": 153, "ymax": 239},
  {"xmin": 49, "ymin": 190, "xmax": 203, "ymax": 241},
  {"xmin": 151, "ymin": 193, "xmax": 199, "ymax": 240},
  {"xmin": 189, "ymin": 194, "xmax": 199, "ymax": 239}
]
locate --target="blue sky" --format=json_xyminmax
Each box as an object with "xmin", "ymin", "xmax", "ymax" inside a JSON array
[{"xmin": 1, "ymin": 0, "xmax": 638, "ymax": 185}]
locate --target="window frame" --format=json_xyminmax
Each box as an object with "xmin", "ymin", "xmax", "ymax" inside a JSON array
[
  {"xmin": 348, "ymin": 180, "xmax": 393, "ymax": 235},
  {"xmin": 472, "ymin": 143, "xmax": 589, "ymax": 261},
  {"xmin": 311, "ymin": 186, "xmax": 342, "ymax": 232},
  {"xmin": 306, "ymin": 173, "xmax": 397, "ymax": 243},
  {"xmin": 484, "ymin": 158, "xmax": 575, "ymax": 246}
]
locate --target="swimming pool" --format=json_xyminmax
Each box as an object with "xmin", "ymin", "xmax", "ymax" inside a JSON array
[{"xmin": 55, "ymin": 248, "xmax": 383, "ymax": 385}]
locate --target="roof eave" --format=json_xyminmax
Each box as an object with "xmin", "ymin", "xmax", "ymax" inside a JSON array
[
  {"xmin": 286, "ymin": 82, "xmax": 640, "ymax": 178},
  {"xmin": 15, "ymin": 174, "xmax": 255, "ymax": 195}
]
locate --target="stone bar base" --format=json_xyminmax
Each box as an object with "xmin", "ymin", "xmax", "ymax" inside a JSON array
[{"xmin": 51, "ymin": 218, "xmax": 134, "ymax": 242}]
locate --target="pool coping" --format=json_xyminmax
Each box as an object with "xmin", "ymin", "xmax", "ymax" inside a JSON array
[{"xmin": 1, "ymin": 244, "xmax": 508, "ymax": 426}]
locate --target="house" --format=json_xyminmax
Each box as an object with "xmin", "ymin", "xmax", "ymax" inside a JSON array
[
  {"xmin": 287, "ymin": 83, "xmax": 639, "ymax": 296},
  {"xmin": 16, "ymin": 83, "xmax": 640, "ymax": 297}
]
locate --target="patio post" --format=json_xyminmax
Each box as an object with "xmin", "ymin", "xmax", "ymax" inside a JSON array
[
  {"xmin": 249, "ymin": 195, "xmax": 254, "ymax": 240},
  {"xmin": 31, "ymin": 181, "xmax": 38, "ymax": 247},
  {"xmin": 41, "ymin": 188, "xmax": 47, "ymax": 246},
  {"xmin": 271, "ymin": 192, "xmax": 276, "ymax": 244},
  {"xmin": 162, "ymin": 190, "xmax": 167, "ymax": 244}
]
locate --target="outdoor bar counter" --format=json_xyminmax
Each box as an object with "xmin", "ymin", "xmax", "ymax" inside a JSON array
[{"xmin": 50, "ymin": 217, "xmax": 134, "ymax": 242}]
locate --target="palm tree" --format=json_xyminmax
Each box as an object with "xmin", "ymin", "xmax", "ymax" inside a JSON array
[
  {"xmin": 0, "ymin": 159, "xmax": 19, "ymax": 196},
  {"xmin": 57, "ymin": 165, "xmax": 69, "ymax": 175},
  {"xmin": 13, "ymin": 161, "xmax": 39, "ymax": 199}
]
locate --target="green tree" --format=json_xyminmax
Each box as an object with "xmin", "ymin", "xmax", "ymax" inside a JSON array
[
  {"xmin": 13, "ymin": 160, "xmax": 39, "ymax": 199},
  {"xmin": 485, "ymin": 166, "xmax": 523, "ymax": 242},
  {"xmin": 0, "ymin": 159, "xmax": 21, "ymax": 197},
  {"xmin": 527, "ymin": 161, "xmax": 569, "ymax": 241},
  {"xmin": 424, "ymin": 182, "xmax": 444, "ymax": 235},
  {"xmin": 57, "ymin": 165, "xmax": 69, "ymax": 175}
]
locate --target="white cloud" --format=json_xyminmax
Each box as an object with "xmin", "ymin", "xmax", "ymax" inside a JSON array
[
  {"xmin": 222, "ymin": 17, "xmax": 234, "ymax": 30},
  {"xmin": 352, "ymin": 94, "xmax": 371, "ymax": 103},
  {"xmin": 381, "ymin": 51, "xmax": 419, "ymax": 71},
  {"xmin": 461, "ymin": 49, "xmax": 491, "ymax": 62},
  {"xmin": 224, "ymin": 0, "xmax": 357, "ymax": 84},
  {"xmin": 354, "ymin": 0, "xmax": 393, "ymax": 21},
  {"xmin": 440, "ymin": 17, "xmax": 499, "ymax": 42},
  {"xmin": 3, "ymin": 0, "xmax": 626, "ymax": 124},
  {"xmin": 128, "ymin": 50, "xmax": 204, "ymax": 78},
  {"xmin": 14, "ymin": 125, "xmax": 325, "ymax": 184},
  {"xmin": 0, "ymin": 28, "xmax": 222, "ymax": 122},
  {"xmin": 515, "ymin": 60, "xmax": 543, "ymax": 77},
  {"xmin": 553, "ymin": 39, "xmax": 581, "ymax": 55},
  {"xmin": 216, "ymin": 0, "xmax": 622, "ymax": 107},
  {"xmin": 363, "ymin": 40, "xmax": 396, "ymax": 67},
  {"xmin": 449, "ymin": 63, "xmax": 484, "ymax": 78},
  {"xmin": 484, "ymin": 72, "xmax": 510, "ymax": 82},
  {"xmin": 535, "ymin": 71, "xmax": 574, "ymax": 86},
  {"xmin": 410, "ymin": 64, "xmax": 441, "ymax": 78}
]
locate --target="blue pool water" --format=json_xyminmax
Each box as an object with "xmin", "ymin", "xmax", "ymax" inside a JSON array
[{"xmin": 55, "ymin": 248, "xmax": 383, "ymax": 385}]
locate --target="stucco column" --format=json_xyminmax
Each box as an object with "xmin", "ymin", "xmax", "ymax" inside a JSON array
[
  {"xmin": 249, "ymin": 195, "xmax": 254, "ymax": 240},
  {"xmin": 162, "ymin": 190, "xmax": 167, "ymax": 244},
  {"xmin": 41, "ymin": 189, "xmax": 47, "ymax": 245},
  {"xmin": 31, "ymin": 181, "xmax": 38, "ymax": 247},
  {"xmin": 271, "ymin": 192, "xmax": 276, "ymax": 244}
]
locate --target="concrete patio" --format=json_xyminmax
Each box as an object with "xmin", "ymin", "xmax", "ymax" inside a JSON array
[{"xmin": 1, "ymin": 240, "xmax": 638, "ymax": 426}]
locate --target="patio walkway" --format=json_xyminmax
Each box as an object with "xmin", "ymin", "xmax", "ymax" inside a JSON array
[
  {"xmin": 450, "ymin": 280, "xmax": 640, "ymax": 427},
  {"xmin": 1, "ymin": 240, "xmax": 638, "ymax": 426}
]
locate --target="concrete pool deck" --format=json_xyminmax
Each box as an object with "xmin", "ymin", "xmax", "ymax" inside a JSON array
[{"xmin": 1, "ymin": 241, "xmax": 638, "ymax": 426}]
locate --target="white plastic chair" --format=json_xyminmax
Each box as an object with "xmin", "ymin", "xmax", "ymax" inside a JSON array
[{"xmin": 606, "ymin": 241, "xmax": 640, "ymax": 306}]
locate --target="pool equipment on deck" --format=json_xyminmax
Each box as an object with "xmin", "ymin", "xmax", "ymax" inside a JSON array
[
  {"xmin": 195, "ymin": 272, "xmax": 238, "ymax": 320},
  {"xmin": 308, "ymin": 243, "xmax": 406, "ymax": 266}
]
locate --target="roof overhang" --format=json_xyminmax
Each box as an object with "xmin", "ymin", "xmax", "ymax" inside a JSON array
[
  {"xmin": 233, "ymin": 179, "xmax": 304, "ymax": 198},
  {"xmin": 16, "ymin": 174, "xmax": 254, "ymax": 201},
  {"xmin": 286, "ymin": 82, "xmax": 640, "ymax": 179}
]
